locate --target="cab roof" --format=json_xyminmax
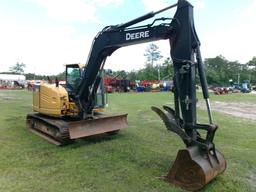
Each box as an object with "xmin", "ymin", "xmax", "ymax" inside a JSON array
[{"xmin": 64, "ymin": 63, "xmax": 85, "ymax": 69}]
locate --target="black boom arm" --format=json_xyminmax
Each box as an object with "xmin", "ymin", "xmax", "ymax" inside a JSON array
[
  {"xmin": 75, "ymin": 13, "xmax": 178, "ymax": 116},
  {"xmin": 76, "ymin": 24, "xmax": 174, "ymax": 117},
  {"xmin": 75, "ymin": 0, "xmax": 213, "ymax": 146}
]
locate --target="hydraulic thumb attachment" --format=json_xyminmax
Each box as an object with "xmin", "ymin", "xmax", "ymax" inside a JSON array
[
  {"xmin": 151, "ymin": 44, "xmax": 226, "ymax": 191},
  {"xmin": 151, "ymin": 3, "xmax": 227, "ymax": 185},
  {"xmin": 152, "ymin": 106, "xmax": 226, "ymax": 191}
]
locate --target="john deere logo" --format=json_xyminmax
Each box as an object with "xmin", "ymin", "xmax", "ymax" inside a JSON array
[{"xmin": 126, "ymin": 31, "xmax": 149, "ymax": 41}]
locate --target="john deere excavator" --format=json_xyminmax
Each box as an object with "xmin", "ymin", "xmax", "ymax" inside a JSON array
[
  {"xmin": 27, "ymin": 0, "xmax": 226, "ymax": 190},
  {"xmin": 27, "ymin": 63, "xmax": 128, "ymax": 145}
]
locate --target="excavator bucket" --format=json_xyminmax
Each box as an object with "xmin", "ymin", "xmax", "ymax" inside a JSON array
[
  {"xmin": 151, "ymin": 106, "xmax": 226, "ymax": 191},
  {"xmin": 166, "ymin": 146, "xmax": 226, "ymax": 191}
]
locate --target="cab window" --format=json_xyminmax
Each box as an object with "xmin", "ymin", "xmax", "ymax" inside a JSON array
[{"xmin": 66, "ymin": 67, "xmax": 81, "ymax": 89}]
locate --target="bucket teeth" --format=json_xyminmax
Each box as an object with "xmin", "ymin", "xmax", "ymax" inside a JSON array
[{"xmin": 151, "ymin": 106, "xmax": 191, "ymax": 144}]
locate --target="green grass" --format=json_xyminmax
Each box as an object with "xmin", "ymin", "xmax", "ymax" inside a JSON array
[{"xmin": 0, "ymin": 90, "xmax": 255, "ymax": 192}]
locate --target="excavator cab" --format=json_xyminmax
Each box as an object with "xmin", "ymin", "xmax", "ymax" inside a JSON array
[
  {"xmin": 65, "ymin": 63, "xmax": 106, "ymax": 111},
  {"xmin": 66, "ymin": 64, "xmax": 81, "ymax": 91}
]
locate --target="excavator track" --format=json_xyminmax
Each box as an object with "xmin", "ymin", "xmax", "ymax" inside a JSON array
[
  {"xmin": 27, "ymin": 113, "xmax": 128, "ymax": 146},
  {"xmin": 26, "ymin": 113, "xmax": 72, "ymax": 146}
]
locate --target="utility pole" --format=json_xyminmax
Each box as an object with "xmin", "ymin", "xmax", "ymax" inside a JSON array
[{"xmin": 158, "ymin": 67, "xmax": 160, "ymax": 80}]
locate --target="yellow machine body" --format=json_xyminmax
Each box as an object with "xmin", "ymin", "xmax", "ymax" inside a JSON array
[{"xmin": 32, "ymin": 82, "xmax": 79, "ymax": 117}]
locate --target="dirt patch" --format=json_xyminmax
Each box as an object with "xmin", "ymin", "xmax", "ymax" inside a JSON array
[
  {"xmin": 137, "ymin": 109, "xmax": 160, "ymax": 123},
  {"xmin": 246, "ymin": 169, "xmax": 256, "ymax": 190},
  {"xmin": 0, "ymin": 92, "xmax": 14, "ymax": 100},
  {"xmin": 1, "ymin": 96, "xmax": 16, "ymax": 100},
  {"xmin": 198, "ymin": 101, "xmax": 256, "ymax": 121}
]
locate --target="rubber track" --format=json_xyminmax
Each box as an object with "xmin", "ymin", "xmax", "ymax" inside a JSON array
[{"xmin": 27, "ymin": 113, "xmax": 72, "ymax": 146}]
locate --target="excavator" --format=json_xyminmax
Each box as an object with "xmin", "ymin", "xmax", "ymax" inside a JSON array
[
  {"xmin": 26, "ymin": 0, "xmax": 226, "ymax": 191},
  {"xmin": 27, "ymin": 63, "xmax": 128, "ymax": 145}
]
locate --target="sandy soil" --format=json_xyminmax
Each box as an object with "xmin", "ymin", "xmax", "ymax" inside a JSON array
[{"xmin": 198, "ymin": 101, "xmax": 256, "ymax": 121}]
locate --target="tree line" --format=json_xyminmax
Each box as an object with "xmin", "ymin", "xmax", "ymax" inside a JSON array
[
  {"xmin": 3, "ymin": 44, "xmax": 256, "ymax": 86},
  {"xmin": 115, "ymin": 55, "xmax": 256, "ymax": 86},
  {"xmin": 110, "ymin": 44, "xmax": 256, "ymax": 86}
]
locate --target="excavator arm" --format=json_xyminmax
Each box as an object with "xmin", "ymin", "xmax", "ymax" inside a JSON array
[
  {"xmin": 76, "ymin": 21, "xmax": 174, "ymax": 117},
  {"xmin": 72, "ymin": 0, "xmax": 226, "ymax": 190}
]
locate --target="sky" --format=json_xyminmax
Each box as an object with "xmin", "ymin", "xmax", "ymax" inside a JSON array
[{"xmin": 0, "ymin": 0, "xmax": 255, "ymax": 75}]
